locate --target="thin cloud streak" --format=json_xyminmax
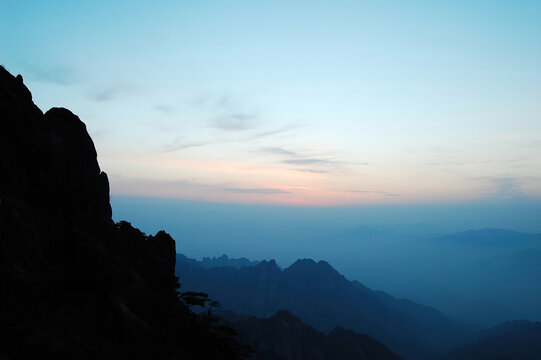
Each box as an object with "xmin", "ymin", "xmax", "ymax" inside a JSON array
[
  {"xmin": 223, "ymin": 187, "xmax": 291, "ymax": 194},
  {"xmin": 110, "ymin": 176, "xmax": 292, "ymax": 198},
  {"xmin": 251, "ymin": 125, "xmax": 301, "ymax": 139},
  {"xmin": 162, "ymin": 138, "xmax": 210, "ymax": 152},
  {"xmin": 89, "ymin": 82, "xmax": 136, "ymax": 102},
  {"xmin": 155, "ymin": 105, "xmax": 176, "ymax": 114},
  {"xmin": 159, "ymin": 126, "xmax": 299, "ymax": 153},
  {"xmin": 197, "ymin": 93, "xmax": 260, "ymax": 131},
  {"xmin": 22, "ymin": 63, "xmax": 81, "ymax": 86},
  {"xmin": 292, "ymin": 168, "xmax": 330, "ymax": 174},
  {"xmin": 260, "ymin": 147, "xmax": 297, "ymax": 156},
  {"xmin": 473, "ymin": 176, "xmax": 527, "ymax": 198},
  {"xmin": 284, "ymin": 158, "xmax": 329, "ymax": 165},
  {"xmin": 91, "ymin": 89, "xmax": 116, "ymax": 102},
  {"xmin": 349, "ymin": 190, "xmax": 400, "ymax": 197},
  {"xmin": 259, "ymin": 145, "xmax": 368, "ymax": 172},
  {"xmin": 284, "ymin": 158, "xmax": 369, "ymax": 167},
  {"xmin": 209, "ymin": 112, "xmax": 257, "ymax": 131}
]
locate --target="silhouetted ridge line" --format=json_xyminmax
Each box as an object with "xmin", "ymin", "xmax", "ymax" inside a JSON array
[
  {"xmin": 200, "ymin": 254, "xmax": 259, "ymax": 269},
  {"xmin": 436, "ymin": 228, "xmax": 541, "ymax": 248},
  {"xmin": 223, "ymin": 310, "xmax": 402, "ymax": 360},
  {"xmin": 176, "ymin": 252, "xmax": 469, "ymax": 359}
]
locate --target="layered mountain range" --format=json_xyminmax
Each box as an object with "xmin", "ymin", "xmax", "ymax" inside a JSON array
[
  {"xmin": 176, "ymin": 254, "xmax": 467, "ymax": 359},
  {"xmin": 177, "ymin": 253, "xmax": 541, "ymax": 360},
  {"xmin": 0, "ymin": 66, "xmax": 402, "ymax": 360},
  {"xmin": 3, "ymin": 65, "xmax": 539, "ymax": 360}
]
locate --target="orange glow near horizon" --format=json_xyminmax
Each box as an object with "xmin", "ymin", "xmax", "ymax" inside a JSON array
[{"xmin": 107, "ymin": 166, "xmax": 492, "ymax": 207}]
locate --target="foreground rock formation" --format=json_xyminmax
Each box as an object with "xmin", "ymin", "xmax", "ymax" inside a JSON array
[
  {"xmin": 0, "ymin": 66, "xmax": 245, "ymax": 359},
  {"xmin": 0, "ymin": 65, "xmax": 406, "ymax": 360}
]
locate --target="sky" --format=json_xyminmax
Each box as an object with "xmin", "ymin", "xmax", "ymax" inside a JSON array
[
  {"xmin": 2, "ymin": 0, "xmax": 541, "ymax": 207},
  {"xmin": 4, "ymin": 2, "xmax": 541, "ymax": 326}
]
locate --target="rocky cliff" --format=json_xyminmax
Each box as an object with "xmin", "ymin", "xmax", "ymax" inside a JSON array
[{"xmin": 0, "ymin": 66, "xmax": 244, "ymax": 359}]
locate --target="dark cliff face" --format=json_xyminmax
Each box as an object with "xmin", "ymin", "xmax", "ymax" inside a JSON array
[{"xmin": 0, "ymin": 67, "xmax": 243, "ymax": 360}]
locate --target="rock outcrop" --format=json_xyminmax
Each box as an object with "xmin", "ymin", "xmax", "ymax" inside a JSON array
[{"xmin": 0, "ymin": 66, "xmax": 244, "ymax": 359}]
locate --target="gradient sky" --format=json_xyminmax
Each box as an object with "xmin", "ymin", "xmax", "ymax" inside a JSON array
[{"xmin": 2, "ymin": 0, "xmax": 541, "ymax": 206}]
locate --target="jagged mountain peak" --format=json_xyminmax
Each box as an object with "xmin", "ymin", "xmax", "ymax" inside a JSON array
[
  {"xmin": 256, "ymin": 259, "xmax": 279, "ymax": 269},
  {"xmin": 285, "ymin": 258, "xmax": 343, "ymax": 281},
  {"xmin": 176, "ymin": 252, "xmax": 465, "ymax": 359}
]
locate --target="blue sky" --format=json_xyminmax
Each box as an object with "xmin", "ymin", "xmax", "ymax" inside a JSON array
[{"xmin": 2, "ymin": 0, "xmax": 541, "ymax": 206}]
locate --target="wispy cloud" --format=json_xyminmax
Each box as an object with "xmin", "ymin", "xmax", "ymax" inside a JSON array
[
  {"xmin": 426, "ymin": 159, "xmax": 491, "ymax": 167},
  {"xmin": 89, "ymin": 82, "xmax": 136, "ymax": 102},
  {"xmin": 223, "ymin": 187, "xmax": 291, "ymax": 194},
  {"xmin": 349, "ymin": 190, "xmax": 400, "ymax": 197},
  {"xmin": 260, "ymin": 147, "xmax": 297, "ymax": 156},
  {"xmin": 196, "ymin": 93, "xmax": 260, "ymax": 131},
  {"xmin": 476, "ymin": 176, "xmax": 525, "ymax": 198},
  {"xmin": 155, "ymin": 105, "xmax": 176, "ymax": 114},
  {"xmin": 159, "ymin": 126, "xmax": 299, "ymax": 153},
  {"xmin": 88, "ymin": 128, "xmax": 111, "ymax": 140},
  {"xmin": 251, "ymin": 125, "xmax": 302, "ymax": 139},
  {"xmin": 259, "ymin": 144, "xmax": 368, "ymax": 174},
  {"xmin": 91, "ymin": 88, "xmax": 116, "ymax": 102},
  {"xmin": 284, "ymin": 158, "xmax": 368, "ymax": 167},
  {"xmin": 292, "ymin": 168, "xmax": 330, "ymax": 174},
  {"xmin": 156, "ymin": 91, "xmax": 301, "ymax": 153},
  {"xmin": 209, "ymin": 112, "xmax": 257, "ymax": 131},
  {"xmin": 162, "ymin": 138, "xmax": 210, "ymax": 152},
  {"xmin": 525, "ymin": 140, "xmax": 541, "ymax": 148},
  {"xmin": 22, "ymin": 63, "xmax": 81, "ymax": 86},
  {"xmin": 110, "ymin": 176, "xmax": 291, "ymax": 197},
  {"xmin": 284, "ymin": 158, "xmax": 330, "ymax": 165}
]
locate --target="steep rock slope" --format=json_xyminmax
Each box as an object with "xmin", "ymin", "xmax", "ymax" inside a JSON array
[{"xmin": 0, "ymin": 67, "xmax": 243, "ymax": 359}]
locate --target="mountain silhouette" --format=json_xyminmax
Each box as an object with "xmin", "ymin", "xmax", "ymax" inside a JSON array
[
  {"xmin": 0, "ymin": 67, "xmax": 246, "ymax": 359},
  {"xmin": 222, "ymin": 310, "xmax": 402, "ymax": 360},
  {"xmin": 200, "ymin": 254, "xmax": 260, "ymax": 269},
  {"xmin": 435, "ymin": 229, "xmax": 541, "ymax": 249},
  {"xmin": 176, "ymin": 254, "xmax": 468, "ymax": 359}
]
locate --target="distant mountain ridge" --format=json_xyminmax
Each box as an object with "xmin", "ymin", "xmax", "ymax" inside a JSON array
[
  {"xmin": 382, "ymin": 228, "xmax": 541, "ymax": 325},
  {"xmin": 476, "ymin": 320, "xmax": 541, "ymax": 340},
  {"xmin": 433, "ymin": 320, "xmax": 541, "ymax": 360},
  {"xmin": 435, "ymin": 228, "xmax": 541, "ymax": 249},
  {"xmin": 200, "ymin": 254, "xmax": 260, "ymax": 269},
  {"xmin": 176, "ymin": 254, "xmax": 468, "ymax": 359}
]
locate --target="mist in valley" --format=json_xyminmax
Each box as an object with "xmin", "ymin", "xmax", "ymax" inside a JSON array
[{"xmin": 113, "ymin": 195, "xmax": 541, "ymax": 327}]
